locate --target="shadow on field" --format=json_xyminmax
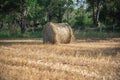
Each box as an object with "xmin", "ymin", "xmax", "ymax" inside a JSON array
[
  {"xmin": 0, "ymin": 42, "xmax": 42, "ymax": 45},
  {"xmin": 0, "ymin": 38, "xmax": 43, "ymax": 45},
  {"xmin": 74, "ymin": 47, "xmax": 120, "ymax": 57},
  {"xmin": 76, "ymin": 38, "xmax": 120, "ymax": 42},
  {"xmin": 0, "ymin": 38, "xmax": 120, "ymax": 57},
  {"xmin": 102, "ymin": 47, "xmax": 120, "ymax": 56}
]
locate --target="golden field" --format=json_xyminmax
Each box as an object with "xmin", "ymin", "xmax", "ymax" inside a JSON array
[{"xmin": 0, "ymin": 38, "xmax": 120, "ymax": 80}]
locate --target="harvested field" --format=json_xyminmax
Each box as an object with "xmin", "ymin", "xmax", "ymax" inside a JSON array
[{"xmin": 0, "ymin": 38, "xmax": 120, "ymax": 80}]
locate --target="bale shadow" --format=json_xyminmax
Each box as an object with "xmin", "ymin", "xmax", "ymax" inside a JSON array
[{"xmin": 102, "ymin": 47, "xmax": 120, "ymax": 56}]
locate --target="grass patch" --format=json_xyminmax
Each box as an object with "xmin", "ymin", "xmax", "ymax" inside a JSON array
[
  {"xmin": 0, "ymin": 31, "xmax": 120, "ymax": 39},
  {"xmin": 75, "ymin": 32, "xmax": 120, "ymax": 39},
  {"xmin": 0, "ymin": 32, "xmax": 42, "ymax": 39},
  {"xmin": 0, "ymin": 32, "xmax": 11, "ymax": 38}
]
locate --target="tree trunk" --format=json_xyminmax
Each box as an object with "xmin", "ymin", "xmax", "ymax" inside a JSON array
[
  {"xmin": 92, "ymin": 0, "xmax": 102, "ymax": 27},
  {"xmin": 66, "ymin": 0, "xmax": 69, "ymax": 21},
  {"xmin": 0, "ymin": 21, "xmax": 3, "ymax": 31},
  {"xmin": 58, "ymin": 3, "xmax": 62, "ymax": 23},
  {"xmin": 58, "ymin": 15, "xmax": 62, "ymax": 23},
  {"xmin": 20, "ymin": 18, "xmax": 27, "ymax": 34},
  {"xmin": 92, "ymin": 0, "xmax": 96, "ymax": 25},
  {"xmin": 20, "ymin": 0, "xmax": 27, "ymax": 34},
  {"xmin": 48, "ymin": 14, "xmax": 52, "ymax": 22},
  {"xmin": 95, "ymin": 5, "xmax": 100, "ymax": 26}
]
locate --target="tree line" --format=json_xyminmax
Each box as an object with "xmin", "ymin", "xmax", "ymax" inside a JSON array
[{"xmin": 0, "ymin": 0, "xmax": 120, "ymax": 34}]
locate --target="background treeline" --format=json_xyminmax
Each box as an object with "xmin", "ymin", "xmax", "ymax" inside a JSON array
[{"xmin": 0, "ymin": 0, "xmax": 120, "ymax": 38}]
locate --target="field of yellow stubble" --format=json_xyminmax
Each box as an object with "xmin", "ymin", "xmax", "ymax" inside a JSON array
[{"xmin": 0, "ymin": 38, "xmax": 120, "ymax": 80}]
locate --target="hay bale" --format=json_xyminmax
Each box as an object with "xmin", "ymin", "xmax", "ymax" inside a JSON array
[{"xmin": 43, "ymin": 22, "xmax": 74, "ymax": 44}]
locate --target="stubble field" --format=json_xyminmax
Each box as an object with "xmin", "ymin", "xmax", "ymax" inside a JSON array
[{"xmin": 0, "ymin": 38, "xmax": 120, "ymax": 80}]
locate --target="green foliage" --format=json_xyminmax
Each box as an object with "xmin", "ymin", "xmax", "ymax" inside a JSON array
[
  {"xmin": 26, "ymin": 0, "xmax": 41, "ymax": 19},
  {"xmin": 0, "ymin": 0, "xmax": 120, "ymax": 38},
  {"xmin": 75, "ymin": 13, "xmax": 90, "ymax": 27},
  {"xmin": 86, "ymin": 0, "xmax": 120, "ymax": 30},
  {"xmin": 68, "ymin": 7, "xmax": 92, "ymax": 30},
  {"xmin": 38, "ymin": 0, "xmax": 74, "ymax": 22},
  {"xmin": 0, "ymin": 23, "xmax": 42, "ymax": 38},
  {"xmin": 0, "ymin": 0, "xmax": 21, "ymax": 14}
]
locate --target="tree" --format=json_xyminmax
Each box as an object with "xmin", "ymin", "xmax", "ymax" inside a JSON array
[
  {"xmin": 0, "ymin": 0, "xmax": 42, "ymax": 33},
  {"xmin": 99, "ymin": 0, "xmax": 120, "ymax": 32},
  {"xmin": 0, "ymin": 0, "xmax": 27, "ymax": 33},
  {"xmin": 0, "ymin": 0, "xmax": 22, "ymax": 33},
  {"xmin": 86, "ymin": 0, "xmax": 104, "ymax": 26},
  {"xmin": 38, "ymin": 0, "xmax": 73, "ymax": 23}
]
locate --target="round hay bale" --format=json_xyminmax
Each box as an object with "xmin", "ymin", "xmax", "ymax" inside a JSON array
[{"xmin": 43, "ymin": 22, "xmax": 74, "ymax": 44}]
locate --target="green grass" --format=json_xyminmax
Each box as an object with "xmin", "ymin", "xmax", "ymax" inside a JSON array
[
  {"xmin": 74, "ymin": 32, "xmax": 120, "ymax": 39},
  {"xmin": 0, "ymin": 31, "xmax": 120, "ymax": 39},
  {"xmin": 0, "ymin": 32, "xmax": 42, "ymax": 39},
  {"xmin": 0, "ymin": 32, "xmax": 10, "ymax": 38}
]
